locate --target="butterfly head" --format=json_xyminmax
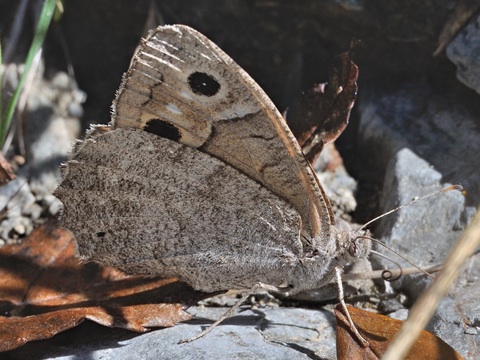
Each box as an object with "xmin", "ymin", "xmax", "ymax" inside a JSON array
[{"xmin": 333, "ymin": 221, "xmax": 372, "ymax": 268}]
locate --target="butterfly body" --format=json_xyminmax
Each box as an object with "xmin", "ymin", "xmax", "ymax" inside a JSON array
[{"xmin": 55, "ymin": 25, "xmax": 369, "ymax": 294}]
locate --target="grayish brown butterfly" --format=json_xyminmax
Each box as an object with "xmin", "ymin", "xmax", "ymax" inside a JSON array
[{"xmin": 54, "ymin": 25, "xmax": 370, "ymax": 299}]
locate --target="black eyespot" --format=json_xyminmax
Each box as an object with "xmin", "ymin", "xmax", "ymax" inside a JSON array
[
  {"xmin": 188, "ymin": 72, "xmax": 220, "ymax": 96},
  {"xmin": 96, "ymin": 231, "xmax": 106, "ymax": 238},
  {"xmin": 144, "ymin": 119, "xmax": 181, "ymax": 141}
]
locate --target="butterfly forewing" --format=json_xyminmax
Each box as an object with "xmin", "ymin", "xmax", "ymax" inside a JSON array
[{"xmin": 113, "ymin": 25, "xmax": 334, "ymax": 248}]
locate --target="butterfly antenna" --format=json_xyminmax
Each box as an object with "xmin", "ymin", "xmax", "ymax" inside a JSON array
[
  {"xmin": 357, "ymin": 235, "xmax": 435, "ymax": 279},
  {"xmin": 368, "ymin": 249, "xmax": 403, "ymax": 281},
  {"xmin": 358, "ymin": 185, "xmax": 463, "ymax": 232}
]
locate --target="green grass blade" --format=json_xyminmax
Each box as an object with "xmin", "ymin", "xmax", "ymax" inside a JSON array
[{"xmin": 0, "ymin": 0, "xmax": 57, "ymax": 147}]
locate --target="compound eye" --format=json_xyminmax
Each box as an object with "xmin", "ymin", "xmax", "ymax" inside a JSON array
[{"xmin": 348, "ymin": 241, "xmax": 358, "ymax": 257}]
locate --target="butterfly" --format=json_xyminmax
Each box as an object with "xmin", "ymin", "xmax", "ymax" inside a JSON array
[{"xmin": 54, "ymin": 24, "xmax": 370, "ymax": 296}]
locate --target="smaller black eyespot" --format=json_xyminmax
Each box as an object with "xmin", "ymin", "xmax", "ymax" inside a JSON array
[
  {"xmin": 144, "ymin": 119, "xmax": 181, "ymax": 141},
  {"xmin": 188, "ymin": 72, "xmax": 221, "ymax": 96},
  {"xmin": 96, "ymin": 231, "xmax": 106, "ymax": 238}
]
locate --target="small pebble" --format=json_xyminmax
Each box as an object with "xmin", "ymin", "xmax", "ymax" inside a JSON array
[
  {"xmin": 389, "ymin": 308, "xmax": 409, "ymax": 321},
  {"xmin": 13, "ymin": 222, "xmax": 26, "ymax": 235},
  {"xmin": 378, "ymin": 298, "xmax": 404, "ymax": 313},
  {"xmin": 465, "ymin": 327, "xmax": 478, "ymax": 335}
]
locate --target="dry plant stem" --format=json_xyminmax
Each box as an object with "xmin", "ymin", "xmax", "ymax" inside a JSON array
[
  {"xmin": 342, "ymin": 263, "xmax": 443, "ymax": 281},
  {"xmin": 383, "ymin": 206, "xmax": 480, "ymax": 360},
  {"xmin": 178, "ymin": 283, "xmax": 261, "ymax": 344},
  {"xmin": 335, "ymin": 267, "xmax": 370, "ymax": 348}
]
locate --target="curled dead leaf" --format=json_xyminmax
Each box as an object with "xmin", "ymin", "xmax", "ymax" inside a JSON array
[
  {"xmin": 0, "ymin": 220, "xmax": 212, "ymax": 351},
  {"xmin": 0, "ymin": 152, "xmax": 15, "ymax": 186},
  {"xmin": 335, "ymin": 305, "xmax": 464, "ymax": 360},
  {"xmin": 287, "ymin": 49, "xmax": 359, "ymax": 164}
]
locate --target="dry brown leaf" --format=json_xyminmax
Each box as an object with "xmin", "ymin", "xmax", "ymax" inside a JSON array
[
  {"xmin": 0, "ymin": 152, "xmax": 15, "ymax": 186},
  {"xmin": 335, "ymin": 305, "xmax": 464, "ymax": 360},
  {"xmin": 0, "ymin": 220, "xmax": 211, "ymax": 351},
  {"xmin": 288, "ymin": 48, "xmax": 359, "ymax": 164}
]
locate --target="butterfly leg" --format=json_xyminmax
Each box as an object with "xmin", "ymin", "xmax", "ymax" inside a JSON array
[
  {"xmin": 335, "ymin": 266, "xmax": 370, "ymax": 348},
  {"xmin": 178, "ymin": 283, "xmax": 263, "ymax": 344}
]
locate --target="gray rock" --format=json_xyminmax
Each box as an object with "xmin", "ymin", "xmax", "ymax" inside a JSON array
[
  {"xmin": 0, "ymin": 68, "xmax": 83, "ymax": 243},
  {"xmin": 315, "ymin": 143, "xmax": 358, "ymax": 215},
  {"xmin": 0, "ymin": 177, "xmax": 34, "ymax": 242},
  {"xmin": 376, "ymin": 147, "xmax": 465, "ymax": 283},
  {"xmin": 388, "ymin": 308, "xmax": 409, "ymax": 321},
  {"xmin": 357, "ymin": 83, "xmax": 479, "ymax": 359},
  {"xmin": 428, "ymin": 296, "xmax": 480, "ymax": 359},
  {"xmin": 4, "ymin": 307, "xmax": 338, "ymax": 360},
  {"xmin": 42, "ymin": 194, "xmax": 64, "ymax": 216},
  {"xmin": 377, "ymin": 298, "xmax": 404, "ymax": 314},
  {"xmin": 24, "ymin": 71, "xmax": 83, "ymax": 198},
  {"xmin": 453, "ymin": 282, "xmax": 480, "ymax": 331},
  {"xmin": 447, "ymin": 14, "xmax": 480, "ymax": 95}
]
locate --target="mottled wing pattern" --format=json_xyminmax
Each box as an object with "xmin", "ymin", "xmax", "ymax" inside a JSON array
[
  {"xmin": 112, "ymin": 25, "xmax": 335, "ymax": 248},
  {"xmin": 55, "ymin": 128, "xmax": 305, "ymax": 292}
]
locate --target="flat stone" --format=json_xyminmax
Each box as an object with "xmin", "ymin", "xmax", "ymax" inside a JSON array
[
  {"xmin": 447, "ymin": 14, "xmax": 480, "ymax": 95},
  {"xmin": 4, "ymin": 307, "xmax": 338, "ymax": 360}
]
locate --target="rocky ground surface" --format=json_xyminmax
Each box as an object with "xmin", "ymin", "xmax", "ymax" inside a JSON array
[{"xmin": 1, "ymin": 1, "xmax": 479, "ymax": 359}]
